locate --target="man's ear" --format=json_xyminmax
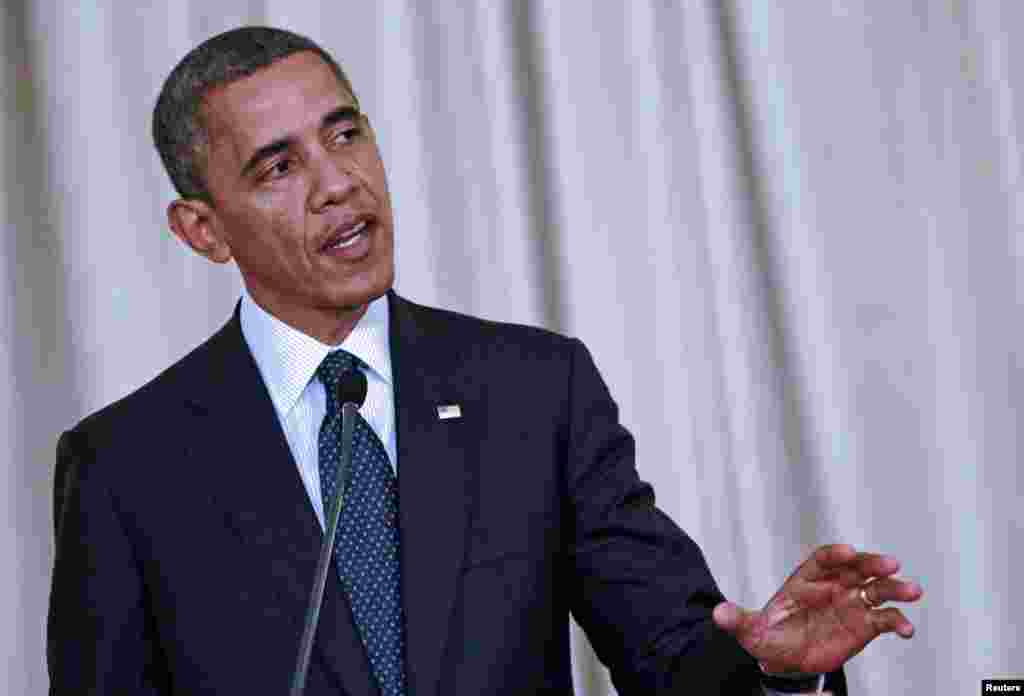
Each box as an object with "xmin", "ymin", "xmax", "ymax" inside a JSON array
[{"xmin": 167, "ymin": 198, "xmax": 232, "ymax": 264}]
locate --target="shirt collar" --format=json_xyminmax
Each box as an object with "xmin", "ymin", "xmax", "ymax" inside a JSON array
[{"xmin": 239, "ymin": 288, "xmax": 392, "ymax": 419}]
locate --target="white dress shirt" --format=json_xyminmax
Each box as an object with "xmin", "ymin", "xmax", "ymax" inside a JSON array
[
  {"xmin": 239, "ymin": 288, "xmax": 396, "ymax": 529},
  {"xmin": 238, "ymin": 288, "xmax": 822, "ymax": 694}
]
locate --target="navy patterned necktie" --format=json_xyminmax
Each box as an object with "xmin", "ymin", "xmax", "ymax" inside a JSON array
[{"xmin": 317, "ymin": 350, "xmax": 406, "ymax": 696}]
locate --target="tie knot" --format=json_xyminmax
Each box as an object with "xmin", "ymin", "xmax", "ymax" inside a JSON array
[{"xmin": 317, "ymin": 349, "xmax": 359, "ymax": 390}]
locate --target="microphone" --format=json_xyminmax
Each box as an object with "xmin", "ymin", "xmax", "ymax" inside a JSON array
[
  {"xmin": 290, "ymin": 368, "xmax": 368, "ymax": 696},
  {"xmin": 336, "ymin": 367, "xmax": 369, "ymax": 409}
]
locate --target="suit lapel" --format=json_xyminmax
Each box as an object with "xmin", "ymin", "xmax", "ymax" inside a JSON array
[
  {"xmin": 184, "ymin": 295, "xmax": 475, "ymax": 696},
  {"xmin": 389, "ymin": 291, "xmax": 475, "ymax": 696},
  {"xmin": 184, "ymin": 305, "xmax": 376, "ymax": 696}
]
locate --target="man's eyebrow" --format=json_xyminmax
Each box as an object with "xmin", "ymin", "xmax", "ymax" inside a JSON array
[
  {"xmin": 322, "ymin": 105, "xmax": 361, "ymax": 129},
  {"xmin": 239, "ymin": 106, "xmax": 362, "ymax": 178}
]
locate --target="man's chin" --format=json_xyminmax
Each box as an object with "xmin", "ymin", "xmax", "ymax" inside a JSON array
[{"xmin": 323, "ymin": 274, "xmax": 394, "ymax": 313}]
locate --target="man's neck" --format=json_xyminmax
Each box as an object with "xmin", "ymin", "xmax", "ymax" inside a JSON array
[{"xmin": 245, "ymin": 291, "xmax": 372, "ymax": 347}]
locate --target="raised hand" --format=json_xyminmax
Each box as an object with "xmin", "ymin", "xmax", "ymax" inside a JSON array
[{"xmin": 712, "ymin": 544, "xmax": 923, "ymax": 675}]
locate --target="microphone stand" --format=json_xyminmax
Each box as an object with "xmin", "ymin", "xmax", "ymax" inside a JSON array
[{"xmin": 289, "ymin": 401, "xmax": 358, "ymax": 696}]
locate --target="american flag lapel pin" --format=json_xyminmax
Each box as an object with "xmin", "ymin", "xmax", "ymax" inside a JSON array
[{"xmin": 437, "ymin": 404, "xmax": 462, "ymax": 420}]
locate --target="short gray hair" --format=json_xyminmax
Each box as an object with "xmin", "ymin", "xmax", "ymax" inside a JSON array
[{"xmin": 152, "ymin": 26, "xmax": 358, "ymax": 202}]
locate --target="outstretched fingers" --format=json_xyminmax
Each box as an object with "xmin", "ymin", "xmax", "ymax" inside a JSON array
[
  {"xmin": 805, "ymin": 545, "xmax": 900, "ymax": 583},
  {"xmin": 859, "ymin": 577, "xmax": 924, "ymax": 607},
  {"xmin": 863, "ymin": 607, "xmax": 915, "ymax": 639}
]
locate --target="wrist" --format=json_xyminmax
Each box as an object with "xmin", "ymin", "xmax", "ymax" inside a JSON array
[{"xmin": 758, "ymin": 661, "xmax": 825, "ymax": 694}]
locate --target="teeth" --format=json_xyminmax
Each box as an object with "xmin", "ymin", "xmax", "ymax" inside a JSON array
[
  {"xmin": 327, "ymin": 221, "xmax": 368, "ymax": 250},
  {"xmin": 346, "ymin": 220, "xmax": 368, "ymax": 236},
  {"xmin": 335, "ymin": 233, "xmax": 362, "ymax": 249}
]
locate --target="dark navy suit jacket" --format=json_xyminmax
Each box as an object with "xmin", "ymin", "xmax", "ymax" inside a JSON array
[{"xmin": 48, "ymin": 291, "xmax": 846, "ymax": 694}]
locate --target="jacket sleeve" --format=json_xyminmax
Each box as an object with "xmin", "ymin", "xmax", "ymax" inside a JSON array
[
  {"xmin": 562, "ymin": 338, "xmax": 846, "ymax": 694},
  {"xmin": 48, "ymin": 429, "xmax": 164, "ymax": 695}
]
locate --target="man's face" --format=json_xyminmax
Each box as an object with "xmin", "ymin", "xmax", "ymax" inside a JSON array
[{"xmin": 199, "ymin": 51, "xmax": 394, "ymax": 339}]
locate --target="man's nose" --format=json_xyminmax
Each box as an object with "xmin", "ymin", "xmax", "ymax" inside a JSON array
[{"xmin": 309, "ymin": 154, "xmax": 357, "ymax": 212}]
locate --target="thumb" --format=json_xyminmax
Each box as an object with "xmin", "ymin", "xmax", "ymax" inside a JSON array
[{"xmin": 712, "ymin": 601, "xmax": 749, "ymax": 635}]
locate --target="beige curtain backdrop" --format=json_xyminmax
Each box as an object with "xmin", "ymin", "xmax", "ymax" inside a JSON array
[{"xmin": 3, "ymin": 1, "xmax": 1020, "ymax": 693}]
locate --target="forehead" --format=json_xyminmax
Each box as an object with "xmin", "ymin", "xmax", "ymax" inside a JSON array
[{"xmin": 201, "ymin": 51, "xmax": 356, "ymax": 156}]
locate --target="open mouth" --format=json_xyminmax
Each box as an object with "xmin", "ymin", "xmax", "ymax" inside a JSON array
[{"xmin": 322, "ymin": 220, "xmax": 370, "ymax": 254}]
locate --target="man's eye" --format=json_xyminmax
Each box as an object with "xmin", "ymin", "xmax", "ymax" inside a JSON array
[
  {"xmin": 331, "ymin": 126, "xmax": 361, "ymax": 145},
  {"xmin": 262, "ymin": 158, "xmax": 293, "ymax": 180}
]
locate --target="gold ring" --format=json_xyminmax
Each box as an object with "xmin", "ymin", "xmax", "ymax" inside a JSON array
[{"xmin": 859, "ymin": 585, "xmax": 881, "ymax": 610}]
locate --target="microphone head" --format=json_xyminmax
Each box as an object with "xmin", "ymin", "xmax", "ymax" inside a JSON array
[{"xmin": 336, "ymin": 368, "xmax": 368, "ymax": 407}]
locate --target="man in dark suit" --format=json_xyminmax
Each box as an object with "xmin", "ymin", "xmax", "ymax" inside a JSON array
[{"xmin": 48, "ymin": 27, "xmax": 922, "ymax": 695}]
